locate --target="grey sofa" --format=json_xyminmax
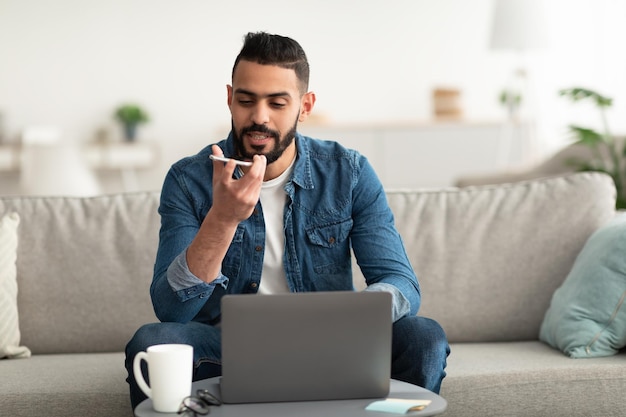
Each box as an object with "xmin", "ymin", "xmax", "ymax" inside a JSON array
[{"xmin": 1, "ymin": 172, "xmax": 625, "ymax": 417}]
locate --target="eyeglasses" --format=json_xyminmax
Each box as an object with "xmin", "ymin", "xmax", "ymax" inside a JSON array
[{"xmin": 178, "ymin": 389, "xmax": 222, "ymax": 416}]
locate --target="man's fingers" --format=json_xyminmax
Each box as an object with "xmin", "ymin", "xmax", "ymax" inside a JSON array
[{"xmin": 210, "ymin": 145, "xmax": 236, "ymax": 181}]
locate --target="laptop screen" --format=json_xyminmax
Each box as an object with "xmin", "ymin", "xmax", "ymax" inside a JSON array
[{"xmin": 220, "ymin": 291, "xmax": 392, "ymax": 403}]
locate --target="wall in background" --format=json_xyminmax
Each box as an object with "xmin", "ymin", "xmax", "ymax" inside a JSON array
[{"xmin": 1, "ymin": 0, "xmax": 625, "ymax": 192}]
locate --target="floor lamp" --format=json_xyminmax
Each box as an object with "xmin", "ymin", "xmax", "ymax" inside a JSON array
[{"xmin": 490, "ymin": 0, "xmax": 549, "ymax": 166}]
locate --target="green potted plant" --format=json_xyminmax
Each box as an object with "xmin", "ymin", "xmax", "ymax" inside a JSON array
[
  {"xmin": 114, "ymin": 104, "xmax": 150, "ymax": 142},
  {"xmin": 499, "ymin": 89, "xmax": 522, "ymax": 119},
  {"xmin": 559, "ymin": 87, "xmax": 625, "ymax": 209}
]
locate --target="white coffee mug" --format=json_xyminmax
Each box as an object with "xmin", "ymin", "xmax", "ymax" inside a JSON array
[{"xmin": 133, "ymin": 344, "xmax": 193, "ymax": 412}]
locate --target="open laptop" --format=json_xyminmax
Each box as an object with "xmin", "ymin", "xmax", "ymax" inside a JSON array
[{"xmin": 219, "ymin": 291, "xmax": 392, "ymax": 404}]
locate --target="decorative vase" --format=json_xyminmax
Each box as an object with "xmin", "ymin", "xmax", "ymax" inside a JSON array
[{"xmin": 123, "ymin": 123, "xmax": 137, "ymax": 142}]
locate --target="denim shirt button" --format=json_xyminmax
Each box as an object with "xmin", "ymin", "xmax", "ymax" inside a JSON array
[
  {"xmin": 250, "ymin": 282, "xmax": 258, "ymax": 289},
  {"xmin": 328, "ymin": 237, "xmax": 336, "ymax": 244},
  {"xmin": 255, "ymin": 245, "xmax": 263, "ymax": 252}
]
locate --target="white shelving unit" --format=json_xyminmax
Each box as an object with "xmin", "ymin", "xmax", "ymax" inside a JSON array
[
  {"xmin": 84, "ymin": 141, "xmax": 159, "ymax": 191},
  {"xmin": 299, "ymin": 120, "xmax": 531, "ymax": 189},
  {"xmin": 0, "ymin": 141, "xmax": 159, "ymax": 194}
]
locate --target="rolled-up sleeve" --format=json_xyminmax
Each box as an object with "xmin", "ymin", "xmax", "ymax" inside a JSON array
[
  {"xmin": 364, "ymin": 282, "xmax": 411, "ymax": 322},
  {"xmin": 167, "ymin": 249, "xmax": 229, "ymax": 301}
]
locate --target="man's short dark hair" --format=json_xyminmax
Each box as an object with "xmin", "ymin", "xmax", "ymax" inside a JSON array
[{"xmin": 232, "ymin": 32, "xmax": 310, "ymax": 94}]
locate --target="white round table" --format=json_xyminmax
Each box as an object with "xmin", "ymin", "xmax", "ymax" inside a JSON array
[{"xmin": 135, "ymin": 377, "xmax": 447, "ymax": 417}]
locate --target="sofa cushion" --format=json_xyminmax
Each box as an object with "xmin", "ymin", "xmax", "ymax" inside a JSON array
[
  {"xmin": 0, "ymin": 352, "xmax": 130, "ymax": 417},
  {"xmin": 372, "ymin": 172, "xmax": 616, "ymax": 342},
  {"xmin": 0, "ymin": 212, "xmax": 31, "ymax": 358},
  {"xmin": 539, "ymin": 213, "xmax": 626, "ymax": 357},
  {"xmin": 442, "ymin": 342, "xmax": 626, "ymax": 417},
  {"xmin": 0, "ymin": 192, "xmax": 161, "ymax": 354}
]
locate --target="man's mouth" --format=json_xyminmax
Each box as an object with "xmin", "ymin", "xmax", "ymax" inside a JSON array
[{"xmin": 246, "ymin": 132, "xmax": 273, "ymax": 146}]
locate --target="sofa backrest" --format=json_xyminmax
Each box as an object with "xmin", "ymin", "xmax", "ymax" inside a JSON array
[
  {"xmin": 2, "ymin": 172, "xmax": 617, "ymax": 353},
  {"xmin": 376, "ymin": 172, "xmax": 616, "ymax": 342},
  {"xmin": 1, "ymin": 192, "xmax": 160, "ymax": 354}
]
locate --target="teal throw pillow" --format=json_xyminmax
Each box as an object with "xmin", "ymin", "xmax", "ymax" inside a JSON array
[{"xmin": 540, "ymin": 214, "xmax": 626, "ymax": 358}]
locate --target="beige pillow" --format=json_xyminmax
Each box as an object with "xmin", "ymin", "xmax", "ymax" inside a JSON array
[{"xmin": 0, "ymin": 212, "xmax": 31, "ymax": 358}]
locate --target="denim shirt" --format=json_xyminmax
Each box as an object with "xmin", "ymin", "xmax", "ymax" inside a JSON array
[{"xmin": 150, "ymin": 132, "xmax": 420, "ymax": 324}]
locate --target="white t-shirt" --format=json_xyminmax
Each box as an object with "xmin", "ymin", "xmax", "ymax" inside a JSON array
[{"xmin": 256, "ymin": 161, "xmax": 294, "ymax": 294}]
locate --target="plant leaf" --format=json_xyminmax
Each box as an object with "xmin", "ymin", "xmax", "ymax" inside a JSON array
[
  {"xmin": 558, "ymin": 87, "xmax": 613, "ymax": 107},
  {"xmin": 568, "ymin": 125, "xmax": 605, "ymax": 146}
]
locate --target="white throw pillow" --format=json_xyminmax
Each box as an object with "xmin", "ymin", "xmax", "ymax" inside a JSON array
[{"xmin": 0, "ymin": 212, "xmax": 31, "ymax": 358}]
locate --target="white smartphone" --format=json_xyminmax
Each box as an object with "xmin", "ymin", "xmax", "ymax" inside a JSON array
[{"xmin": 209, "ymin": 154, "xmax": 253, "ymax": 167}]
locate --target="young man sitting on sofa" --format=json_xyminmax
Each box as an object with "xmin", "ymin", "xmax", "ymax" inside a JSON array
[{"xmin": 124, "ymin": 31, "xmax": 450, "ymax": 410}]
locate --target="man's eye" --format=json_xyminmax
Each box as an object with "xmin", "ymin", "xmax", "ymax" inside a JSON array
[
  {"xmin": 271, "ymin": 102, "xmax": 286, "ymax": 108},
  {"xmin": 238, "ymin": 100, "xmax": 253, "ymax": 105}
]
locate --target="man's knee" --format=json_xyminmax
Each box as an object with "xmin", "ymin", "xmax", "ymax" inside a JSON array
[
  {"xmin": 126, "ymin": 321, "xmax": 222, "ymax": 365},
  {"xmin": 393, "ymin": 316, "xmax": 449, "ymax": 356},
  {"xmin": 126, "ymin": 322, "xmax": 194, "ymax": 363}
]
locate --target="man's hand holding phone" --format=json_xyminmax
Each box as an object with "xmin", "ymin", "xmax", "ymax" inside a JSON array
[
  {"xmin": 186, "ymin": 146, "xmax": 266, "ymax": 283},
  {"xmin": 209, "ymin": 145, "xmax": 266, "ymax": 225}
]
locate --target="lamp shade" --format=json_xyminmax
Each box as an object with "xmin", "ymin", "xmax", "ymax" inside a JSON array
[{"xmin": 490, "ymin": 0, "xmax": 549, "ymax": 51}]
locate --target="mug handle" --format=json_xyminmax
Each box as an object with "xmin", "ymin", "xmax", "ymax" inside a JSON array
[{"xmin": 133, "ymin": 351, "xmax": 152, "ymax": 399}]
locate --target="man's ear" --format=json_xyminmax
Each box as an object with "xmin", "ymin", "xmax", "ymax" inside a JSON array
[
  {"xmin": 226, "ymin": 84, "xmax": 233, "ymax": 107},
  {"xmin": 299, "ymin": 91, "xmax": 316, "ymax": 122}
]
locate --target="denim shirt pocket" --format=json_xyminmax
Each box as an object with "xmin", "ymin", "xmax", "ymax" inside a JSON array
[
  {"xmin": 305, "ymin": 218, "xmax": 353, "ymax": 275},
  {"xmin": 221, "ymin": 225, "xmax": 245, "ymax": 278}
]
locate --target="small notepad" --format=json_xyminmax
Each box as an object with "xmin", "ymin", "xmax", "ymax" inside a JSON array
[{"xmin": 366, "ymin": 398, "xmax": 432, "ymax": 414}]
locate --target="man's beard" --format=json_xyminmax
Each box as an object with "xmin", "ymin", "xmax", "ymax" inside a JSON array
[{"xmin": 232, "ymin": 115, "xmax": 298, "ymax": 165}]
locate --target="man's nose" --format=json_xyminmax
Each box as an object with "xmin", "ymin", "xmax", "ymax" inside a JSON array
[{"xmin": 251, "ymin": 104, "xmax": 270, "ymax": 125}]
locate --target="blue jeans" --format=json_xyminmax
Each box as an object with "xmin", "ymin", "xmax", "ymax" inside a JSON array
[{"xmin": 124, "ymin": 316, "xmax": 449, "ymax": 409}]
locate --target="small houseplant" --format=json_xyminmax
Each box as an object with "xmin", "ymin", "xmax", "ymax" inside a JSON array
[
  {"xmin": 559, "ymin": 87, "xmax": 625, "ymax": 209},
  {"xmin": 499, "ymin": 89, "xmax": 522, "ymax": 119},
  {"xmin": 114, "ymin": 104, "xmax": 150, "ymax": 142}
]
